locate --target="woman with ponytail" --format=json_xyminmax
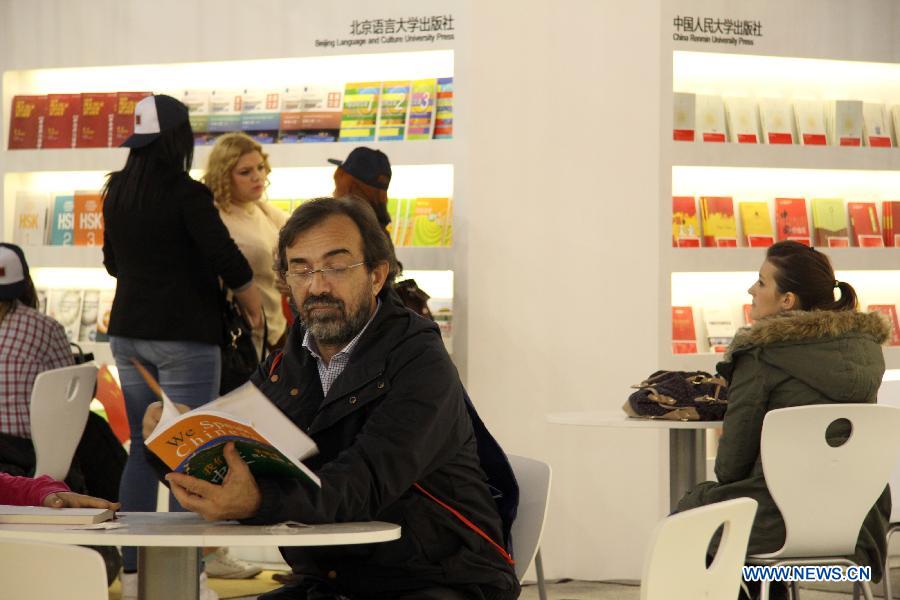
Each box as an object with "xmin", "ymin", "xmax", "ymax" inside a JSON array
[{"xmin": 677, "ymin": 241, "xmax": 891, "ymax": 598}]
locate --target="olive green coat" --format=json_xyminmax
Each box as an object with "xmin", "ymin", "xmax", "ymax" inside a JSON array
[{"xmin": 676, "ymin": 309, "xmax": 892, "ymax": 579}]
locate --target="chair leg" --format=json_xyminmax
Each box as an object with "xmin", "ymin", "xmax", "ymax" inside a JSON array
[
  {"xmin": 790, "ymin": 580, "xmax": 800, "ymax": 600},
  {"xmin": 534, "ymin": 548, "xmax": 548, "ymax": 600},
  {"xmin": 760, "ymin": 580, "xmax": 769, "ymax": 600},
  {"xmin": 861, "ymin": 581, "xmax": 875, "ymax": 600},
  {"xmin": 887, "ymin": 554, "xmax": 894, "ymax": 600},
  {"xmin": 852, "ymin": 581, "xmax": 861, "ymax": 600}
]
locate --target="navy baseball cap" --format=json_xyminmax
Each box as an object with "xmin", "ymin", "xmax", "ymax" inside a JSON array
[
  {"xmin": 121, "ymin": 94, "xmax": 189, "ymax": 148},
  {"xmin": 328, "ymin": 147, "xmax": 392, "ymax": 190},
  {"xmin": 0, "ymin": 243, "xmax": 29, "ymax": 300}
]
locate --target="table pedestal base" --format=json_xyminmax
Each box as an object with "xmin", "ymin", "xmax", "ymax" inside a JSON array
[
  {"xmin": 138, "ymin": 547, "xmax": 200, "ymax": 600},
  {"xmin": 669, "ymin": 429, "xmax": 707, "ymax": 510}
]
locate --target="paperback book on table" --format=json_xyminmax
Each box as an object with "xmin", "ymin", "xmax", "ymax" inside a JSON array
[
  {"xmin": 695, "ymin": 94, "xmax": 726, "ymax": 143},
  {"xmin": 673, "ymin": 92, "xmax": 695, "ymax": 141},
  {"xmin": 8, "ymin": 95, "xmax": 47, "ymax": 149},
  {"xmin": 793, "ymin": 100, "xmax": 827, "ymax": 146},
  {"xmin": 847, "ymin": 201, "xmax": 883, "ymax": 247},
  {"xmin": 0, "ymin": 505, "xmax": 115, "ymax": 525},
  {"xmin": 724, "ymin": 97, "xmax": 759, "ymax": 143},
  {"xmin": 672, "ymin": 196, "xmax": 701, "ymax": 247},
  {"xmin": 136, "ymin": 362, "xmax": 321, "ymax": 487},
  {"xmin": 699, "ymin": 196, "xmax": 737, "ymax": 247},
  {"xmin": 774, "ymin": 197, "xmax": 811, "ymax": 245},
  {"xmin": 812, "ymin": 198, "xmax": 850, "ymax": 247},
  {"xmin": 738, "ymin": 201, "xmax": 774, "ymax": 247}
]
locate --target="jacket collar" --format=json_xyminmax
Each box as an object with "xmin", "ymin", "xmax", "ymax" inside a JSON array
[{"xmin": 725, "ymin": 309, "xmax": 890, "ymax": 361}]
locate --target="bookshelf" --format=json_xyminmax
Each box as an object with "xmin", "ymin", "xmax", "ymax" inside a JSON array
[
  {"xmin": 660, "ymin": 3, "xmax": 900, "ymax": 373},
  {"xmin": 2, "ymin": 49, "xmax": 465, "ymax": 373}
]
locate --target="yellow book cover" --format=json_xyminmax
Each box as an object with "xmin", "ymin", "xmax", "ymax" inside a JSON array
[
  {"xmin": 738, "ymin": 202, "xmax": 774, "ymax": 247},
  {"xmin": 402, "ymin": 198, "xmax": 451, "ymax": 247},
  {"xmin": 812, "ymin": 198, "xmax": 849, "ymax": 247},
  {"xmin": 700, "ymin": 196, "xmax": 737, "ymax": 247},
  {"xmin": 338, "ymin": 81, "xmax": 380, "ymax": 142}
]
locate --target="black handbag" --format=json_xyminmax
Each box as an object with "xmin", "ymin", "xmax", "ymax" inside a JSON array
[
  {"xmin": 623, "ymin": 370, "xmax": 728, "ymax": 421},
  {"xmin": 219, "ymin": 290, "xmax": 264, "ymax": 395}
]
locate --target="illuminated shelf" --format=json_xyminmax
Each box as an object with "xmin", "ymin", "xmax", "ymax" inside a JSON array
[
  {"xmin": 671, "ymin": 142, "xmax": 900, "ymax": 171},
  {"xmin": 3, "ymin": 140, "xmax": 458, "ymax": 173},
  {"xmin": 668, "ymin": 347, "xmax": 900, "ymax": 372},
  {"xmin": 395, "ymin": 247, "xmax": 454, "ymax": 271},
  {"xmin": 668, "ymin": 248, "xmax": 900, "ymax": 273}
]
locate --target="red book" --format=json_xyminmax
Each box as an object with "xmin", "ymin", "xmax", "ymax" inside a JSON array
[
  {"xmin": 847, "ymin": 202, "xmax": 883, "ymax": 247},
  {"xmin": 672, "ymin": 306, "xmax": 698, "ymax": 354},
  {"xmin": 672, "ymin": 196, "xmax": 701, "ymax": 247},
  {"xmin": 112, "ymin": 91, "xmax": 152, "ymax": 147},
  {"xmin": 699, "ymin": 196, "xmax": 737, "ymax": 247},
  {"xmin": 868, "ymin": 305, "xmax": 900, "ymax": 346},
  {"xmin": 883, "ymin": 201, "xmax": 900, "ymax": 247},
  {"xmin": 43, "ymin": 93, "xmax": 81, "ymax": 148},
  {"xmin": 73, "ymin": 191, "xmax": 104, "ymax": 246},
  {"xmin": 77, "ymin": 92, "xmax": 116, "ymax": 148},
  {"xmin": 774, "ymin": 198, "xmax": 811, "ymax": 245},
  {"xmin": 8, "ymin": 95, "xmax": 47, "ymax": 149}
]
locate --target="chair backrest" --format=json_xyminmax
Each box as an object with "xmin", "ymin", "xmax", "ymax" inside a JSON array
[
  {"xmin": 30, "ymin": 363, "xmax": 98, "ymax": 480},
  {"xmin": 759, "ymin": 404, "xmax": 900, "ymax": 557},
  {"xmin": 877, "ymin": 378, "xmax": 900, "ymax": 522},
  {"xmin": 507, "ymin": 454, "xmax": 551, "ymax": 582},
  {"xmin": 641, "ymin": 497, "xmax": 758, "ymax": 600},
  {"xmin": 0, "ymin": 538, "xmax": 107, "ymax": 599}
]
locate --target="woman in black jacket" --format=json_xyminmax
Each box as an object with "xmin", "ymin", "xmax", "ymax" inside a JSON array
[{"xmin": 102, "ymin": 95, "xmax": 262, "ymax": 584}]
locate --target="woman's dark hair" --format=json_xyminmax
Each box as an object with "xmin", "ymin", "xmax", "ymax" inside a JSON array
[
  {"xmin": 102, "ymin": 120, "xmax": 195, "ymax": 208},
  {"xmin": 765, "ymin": 241, "xmax": 857, "ymax": 311},
  {"xmin": 275, "ymin": 196, "xmax": 399, "ymax": 287}
]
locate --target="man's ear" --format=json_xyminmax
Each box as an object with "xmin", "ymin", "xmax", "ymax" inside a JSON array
[{"xmin": 370, "ymin": 261, "xmax": 389, "ymax": 295}]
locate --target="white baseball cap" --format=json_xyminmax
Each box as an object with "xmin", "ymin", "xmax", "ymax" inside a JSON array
[
  {"xmin": 0, "ymin": 243, "xmax": 28, "ymax": 300},
  {"xmin": 121, "ymin": 94, "xmax": 190, "ymax": 148}
]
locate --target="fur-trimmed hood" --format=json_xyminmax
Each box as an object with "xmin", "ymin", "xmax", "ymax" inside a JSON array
[{"xmin": 719, "ymin": 309, "xmax": 889, "ymax": 404}]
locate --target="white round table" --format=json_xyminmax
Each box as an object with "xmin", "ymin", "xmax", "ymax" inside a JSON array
[
  {"xmin": 547, "ymin": 410, "xmax": 723, "ymax": 510},
  {"xmin": 0, "ymin": 512, "xmax": 400, "ymax": 600}
]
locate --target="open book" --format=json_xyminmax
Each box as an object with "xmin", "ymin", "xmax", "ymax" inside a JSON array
[
  {"xmin": 0, "ymin": 505, "xmax": 115, "ymax": 525},
  {"xmin": 133, "ymin": 361, "xmax": 320, "ymax": 487}
]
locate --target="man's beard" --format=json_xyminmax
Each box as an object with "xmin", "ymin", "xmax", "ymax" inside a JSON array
[{"xmin": 300, "ymin": 291, "xmax": 373, "ymax": 348}]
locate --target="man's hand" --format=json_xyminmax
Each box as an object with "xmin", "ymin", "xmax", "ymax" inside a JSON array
[
  {"xmin": 143, "ymin": 401, "xmax": 191, "ymax": 439},
  {"xmin": 166, "ymin": 442, "xmax": 262, "ymax": 521},
  {"xmin": 42, "ymin": 492, "xmax": 121, "ymax": 511}
]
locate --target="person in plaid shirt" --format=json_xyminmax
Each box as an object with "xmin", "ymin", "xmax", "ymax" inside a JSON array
[{"xmin": 0, "ymin": 243, "xmax": 73, "ymax": 438}]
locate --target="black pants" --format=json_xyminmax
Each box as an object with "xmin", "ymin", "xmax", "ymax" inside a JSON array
[{"xmin": 259, "ymin": 581, "xmax": 477, "ymax": 600}]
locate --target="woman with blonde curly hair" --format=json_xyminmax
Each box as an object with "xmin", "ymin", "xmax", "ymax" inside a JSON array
[{"xmin": 203, "ymin": 133, "xmax": 289, "ymax": 354}]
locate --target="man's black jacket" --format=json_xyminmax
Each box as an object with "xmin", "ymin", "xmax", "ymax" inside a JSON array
[{"xmin": 245, "ymin": 290, "xmax": 520, "ymax": 599}]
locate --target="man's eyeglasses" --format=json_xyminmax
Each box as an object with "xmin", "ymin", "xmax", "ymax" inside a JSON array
[{"xmin": 284, "ymin": 261, "xmax": 367, "ymax": 287}]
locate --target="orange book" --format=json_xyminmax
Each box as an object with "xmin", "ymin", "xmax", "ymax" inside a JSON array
[
  {"xmin": 672, "ymin": 306, "xmax": 698, "ymax": 354},
  {"xmin": 774, "ymin": 198, "xmax": 811, "ymax": 245},
  {"xmin": 76, "ymin": 92, "xmax": 116, "ymax": 148},
  {"xmin": 868, "ymin": 305, "xmax": 900, "ymax": 346},
  {"xmin": 700, "ymin": 196, "xmax": 737, "ymax": 247},
  {"xmin": 847, "ymin": 202, "xmax": 883, "ymax": 247},
  {"xmin": 672, "ymin": 196, "xmax": 701, "ymax": 247},
  {"xmin": 112, "ymin": 91, "xmax": 152, "ymax": 147},
  {"xmin": 43, "ymin": 93, "xmax": 81, "ymax": 148},
  {"xmin": 73, "ymin": 191, "xmax": 104, "ymax": 246},
  {"xmin": 8, "ymin": 95, "xmax": 47, "ymax": 149}
]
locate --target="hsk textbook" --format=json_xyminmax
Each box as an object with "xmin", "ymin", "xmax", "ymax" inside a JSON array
[{"xmin": 134, "ymin": 361, "xmax": 320, "ymax": 487}]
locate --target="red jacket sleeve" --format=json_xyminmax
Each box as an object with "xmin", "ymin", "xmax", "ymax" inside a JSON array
[{"xmin": 0, "ymin": 473, "xmax": 70, "ymax": 506}]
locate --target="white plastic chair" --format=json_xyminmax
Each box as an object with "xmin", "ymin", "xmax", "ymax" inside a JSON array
[
  {"xmin": 508, "ymin": 454, "xmax": 552, "ymax": 599},
  {"xmin": 0, "ymin": 537, "xmax": 108, "ymax": 598},
  {"xmin": 641, "ymin": 497, "xmax": 758, "ymax": 600},
  {"xmin": 877, "ymin": 378, "xmax": 900, "ymax": 599},
  {"xmin": 746, "ymin": 404, "xmax": 900, "ymax": 600},
  {"xmin": 30, "ymin": 363, "xmax": 98, "ymax": 480}
]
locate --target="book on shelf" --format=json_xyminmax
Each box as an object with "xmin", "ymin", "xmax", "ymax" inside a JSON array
[
  {"xmin": 672, "ymin": 196, "xmax": 701, "ymax": 247},
  {"xmin": 407, "ymin": 78, "xmax": 437, "ymax": 141},
  {"xmin": 738, "ymin": 201, "xmax": 775, "ymax": 247},
  {"xmin": 95, "ymin": 289, "xmax": 115, "ymax": 342},
  {"xmin": 892, "ymin": 106, "xmax": 900, "ymax": 148},
  {"xmin": 76, "ymin": 92, "xmax": 116, "ymax": 148},
  {"xmin": 862, "ymin": 103, "xmax": 891, "ymax": 148},
  {"xmin": 401, "ymin": 198, "xmax": 452, "ymax": 247},
  {"xmin": 696, "ymin": 94, "xmax": 726, "ymax": 143},
  {"xmin": 847, "ymin": 201, "xmax": 883, "ymax": 247},
  {"xmin": 240, "ymin": 89, "xmax": 281, "ymax": 144},
  {"xmin": 79, "ymin": 289, "xmax": 100, "ymax": 342},
  {"xmin": 724, "ymin": 97, "xmax": 759, "ymax": 143},
  {"xmin": 829, "ymin": 100, "xmax": 863, "ymax": 147},
  {"xmin": 793, "ymin": 100, "xmax": 827, "ymax": 146},
  {"xmin": 43, "ymin": 93, "xmax": 80, "ymax": 149},
  {"xmin": 389, "ymin": 198, "xmax": 413, "ymax": 246},
  {"xmin": 208, "ymin": 89, "xmax": 243, "ymax": 138},
  {"xmin": 774, "ymin": 197, "xmax": 811, "ymax": 245},
  {"xmin": 0, "ymin": 505, "xmax": 115, "ymax": 525},
  {"xmin": 742, "ymin": 304, "xmax": 754, "ymax": 326},
  {"xmin": 671, "ymin": 306, "xmax": 698, "ymax": 354},
  {"xmin": 377, "ymin": 81, "xmax": 411, "ymax": 141},
  {"xmin": 884, "ymin": 201, "xmax": 900, "ymax": 247},
  {"xmin": 811, "ymin": 198, "xmax": 849, "ymax": 247},
  {"xmin": 673, "ymin": 92, "xmax": 695, "ymax": 141},
  {"xmin": 699, "ymin": 196, "xmax": 737, "ymax": 247},
  {"xmin": 134, "ymin": 362, "xmax": 321, "ymax": 487},
  {"xmin": 112, "ymin": 91, "xmax": 152, "ymax": 147},
  {"xmin": 12, "ymin": 191, "xmax": 49, "ymax": 246},
  {"xmin": 759, "ymin": 98, "xmax": 795, "ymax": 144},
  {"xmin": 35, "ymin": 289, "xmax": 48, "ymax": 314},
  {"xmin": 73, "ymin": 191, "xmax": 104, "ymax": 246},
  {"xmin": 47, "ymin": 289, "xmax": 84, "ymax": 342},
  {"xmin": 48, "ymin": 194, "xmax": 75, "ymax": 246},
  {"xmin": 703, "ymin": 307, "xmax": 735, "ymax": 353},
  {"xmin": 433, "ymin": 77, "xmax": 453, "ymax": 139},
  {"xmin": 8, "ymin": 95, "xmax": 47, "ymax": 149},
  {"xmin": 278, "ymin": 85, "xmax": 343, "ymax": 143},
  {"xmin": 339, "ymin": 82, "xmax": 380, "ymax": 142},
  {"xmin": 868, "ymin": 305, "xmax": 900, "ymax": 346},
  {"xmin": 181, "ymin": 90, "xmax": 212, "ymax": 145}
]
